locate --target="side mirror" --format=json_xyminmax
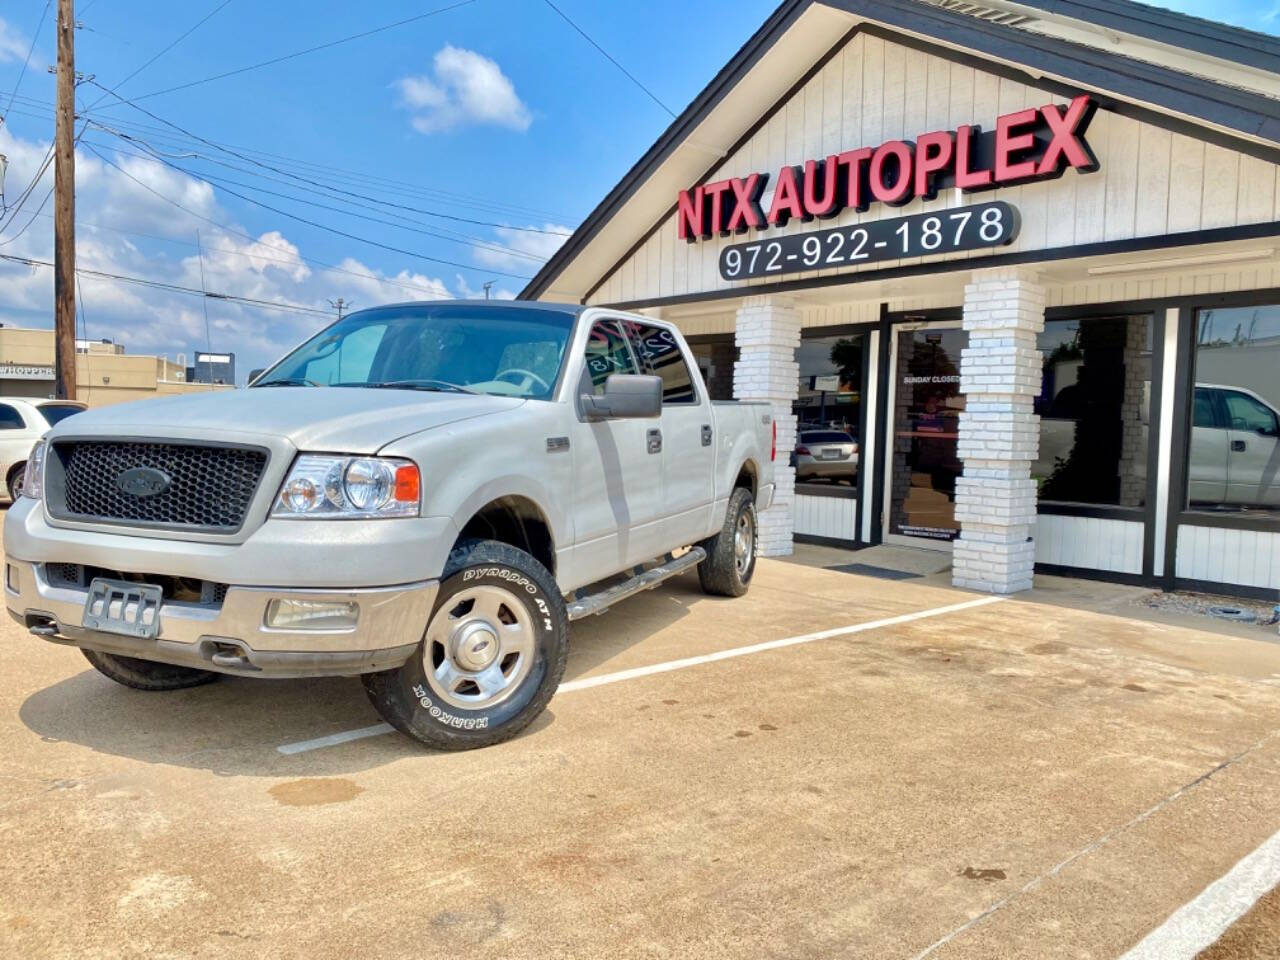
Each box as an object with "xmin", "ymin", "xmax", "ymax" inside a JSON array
[
  {"xmin": 247, "ymin": 368, "xmax": 265, "ymax": 386},
  {"xmin": 580, "ymin": 374, "xmax": 662, "ymax": 420}
]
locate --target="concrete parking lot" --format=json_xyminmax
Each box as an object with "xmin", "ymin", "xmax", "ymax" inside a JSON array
[{"xmin": 1, "ymin": 541, "xmax": 1278, "ymax": 959}]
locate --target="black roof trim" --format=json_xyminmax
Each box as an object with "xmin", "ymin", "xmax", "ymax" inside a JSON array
[
  {"xmin": 1012, "ymin": 0, "xmax": 1280, "ymax": 74},
  {"xmin": 520, "ymin": 0, "xmax": 1280, "ymax": 302}
]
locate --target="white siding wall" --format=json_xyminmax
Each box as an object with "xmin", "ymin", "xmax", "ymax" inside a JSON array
[
  {"xmin": 1176, "ymin": 525, "xmax": 1280, "ymax": 590},
  {"xmin": 1035, "ymin": 515, "xmax": 1145, "ymax": 575},
  {"xmin": 794, "ymin": 494, "xmax": 858, "ymax": 540},
  {"xmin": 590, "ymin": 32, "xmax": 1280, "ymax": 308}
]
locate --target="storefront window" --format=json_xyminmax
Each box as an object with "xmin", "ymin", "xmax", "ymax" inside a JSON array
[
  {"xmin": 688, "ymin": 336, "xmax": 737, "ymax": 402},
  {"xmin": 794, "ymin": 333, "xmax": 863, "ymax": 493},
  {"xmin": 1035, "ymin": 315, "xmax": 1152, "ymax": 508},
  {"xmin": 1186, "ymin": 305, "xmax": 1280, "ymax": 515}
]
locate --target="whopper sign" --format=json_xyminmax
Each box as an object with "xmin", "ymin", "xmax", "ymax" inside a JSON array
[{"xmin": 673, "ymin": 95, "xmax": 1099, "ymax": 280}]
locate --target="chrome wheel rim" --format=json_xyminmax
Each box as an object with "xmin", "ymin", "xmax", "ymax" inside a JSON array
[
  {"xmin": 422, "ymin": 584, "xmax": 535, "ymax": 710},
  {"xmin": 734, "ymin": 509, "xmax": 755, "ymax": 576}
]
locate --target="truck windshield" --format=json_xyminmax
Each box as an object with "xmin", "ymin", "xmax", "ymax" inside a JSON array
[{"xmin": 253, "ymin": 304, "xmax": 577, "ymax": 400}]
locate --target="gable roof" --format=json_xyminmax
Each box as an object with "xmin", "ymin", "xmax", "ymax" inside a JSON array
[{"xmin": 521, "ymin": 0, "xmax": 1280, "ymax": 302}]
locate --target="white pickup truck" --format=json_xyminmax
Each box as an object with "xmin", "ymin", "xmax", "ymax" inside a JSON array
[{"xmin": 4, "ymin": 302, "xmax": 775, "ymax": 749}]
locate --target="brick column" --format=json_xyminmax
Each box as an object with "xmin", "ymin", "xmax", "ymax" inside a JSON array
[
  {"xmin": 734, "ymin": 296, "xmax": 800, "ymax": 557},
  {"xmin": 953, "ymin": 268, "xmax": 1045, "ymax": 594}
]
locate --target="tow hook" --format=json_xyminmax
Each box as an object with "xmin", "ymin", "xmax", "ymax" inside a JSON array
[{"xmin": 27, "ymin": 617, "xmax": 58, "ymax": 638}]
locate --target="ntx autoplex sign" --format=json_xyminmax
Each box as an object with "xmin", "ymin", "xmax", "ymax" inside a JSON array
[{"xmin": 676, "ymin": 95, "xmax": 1099, "ymax": 241}]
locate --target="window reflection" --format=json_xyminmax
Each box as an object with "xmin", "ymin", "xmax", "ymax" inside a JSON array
[
  {"xmin": 1187, "ymin": 306, "xmax": 1280, "ymax": 514},
  {"xmin": 1035, "ymin": 315, "xmax": 1152, "ymax": 507},
  {"xmin": 793, "ymin": 334, "xmax": 863, "ymax": 493}
]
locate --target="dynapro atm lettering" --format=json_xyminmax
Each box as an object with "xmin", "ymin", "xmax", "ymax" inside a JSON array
[{"xmin": 676, "ymin": 95, "xmax": 1098, "ymax": 242}]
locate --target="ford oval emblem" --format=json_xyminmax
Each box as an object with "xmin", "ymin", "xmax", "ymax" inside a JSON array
[{"xmin": 117, "ymin": 466, "xmax": 171, "ymax": 498}]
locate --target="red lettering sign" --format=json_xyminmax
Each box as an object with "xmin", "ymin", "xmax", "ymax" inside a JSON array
[{"xmin": 677, "ymin": 95, "xmax": 1097, "ymax": 242}]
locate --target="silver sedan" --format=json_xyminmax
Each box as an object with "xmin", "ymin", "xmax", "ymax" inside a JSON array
[{"xmin": 795, "ymin": 430, "xmax": 859, "ymax": 483}]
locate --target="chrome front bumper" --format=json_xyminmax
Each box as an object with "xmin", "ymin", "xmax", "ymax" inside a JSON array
[{"xmin": 5, "ymin": 560, "xmax": 437, "ymax": 678}]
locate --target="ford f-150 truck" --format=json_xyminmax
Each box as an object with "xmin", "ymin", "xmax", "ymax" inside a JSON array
[{"xmin": 4, "ymin": 302, "xmax": 775, "ymax": 749}]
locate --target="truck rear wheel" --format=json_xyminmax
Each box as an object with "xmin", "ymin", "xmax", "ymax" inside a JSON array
[
  {"xmin": 82, "ymin": 650, "xmax": 218, "ymax": 691},
  {"xmin": 698, "ymin": 486, "xmax": 757, "ymax": 597},
  {"xmin": 361, "ymin": 539, "xmax": 568, "ymax": 751}
]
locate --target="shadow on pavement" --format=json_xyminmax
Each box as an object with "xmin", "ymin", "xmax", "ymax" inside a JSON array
[{"xmin": 16, "ymin": 570, "xmax": 701, "ymax": 775}]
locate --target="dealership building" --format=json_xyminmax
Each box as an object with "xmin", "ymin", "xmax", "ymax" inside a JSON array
[{"xmin": 521, "ymin": 0, "xmax": 1280, "ymax": 600}]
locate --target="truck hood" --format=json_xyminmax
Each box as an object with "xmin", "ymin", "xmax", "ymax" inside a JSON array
[{"xmin": 49, "ymin": 387, "xmax": 525, "ymax": 453}]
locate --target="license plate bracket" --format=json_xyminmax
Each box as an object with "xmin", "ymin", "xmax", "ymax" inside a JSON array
[{"xmin": 82, "ymin": 578, "xmax": 163, "ymax": 639}]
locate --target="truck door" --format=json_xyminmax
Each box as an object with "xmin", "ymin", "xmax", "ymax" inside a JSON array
[
  {"xmin": 567, "ymin": 320, "xmax": 665, "ymax": 576},
  {"xmin": 621, "ymin": 320, "xmax": 715, "ymax": 543},
  {"xmin": 1221, "ymin": 389, "xmax": 1280, "ymax": 507},
  {"xmin": 1187, "ymin": 387, "xmax": 1229, "ymax": 506}
]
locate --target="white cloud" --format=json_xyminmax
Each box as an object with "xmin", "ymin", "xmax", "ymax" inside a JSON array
[
  {"xmin": 472, "ymin": 223, "xmax": 570, "ymax": 273},
  {"xmin": 397, "ymin": 45, "xmax": 531, "ymax": 134},
  {"xmin": 0, "ymin": 17, "xmax": 33, "ymax": 65},
  {"xmin": 0, "ymin": 126, "xmax": 478, "ymax": 381}
]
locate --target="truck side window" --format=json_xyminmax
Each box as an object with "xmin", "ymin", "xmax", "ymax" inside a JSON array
[
  {"xmin": 0, "ymin": 404, "xmax": 25, "ymax": 430},
  {"xmin": 1192, "ymin": 388, "xmax": 1217, "ymax": 429},
  {"xmin": 1224, "ymin": 391, "xmax": 1278, "ymax": 434},
  {"xmin": 621, "ymin": 321, "xmax": 698, "ymax": 404},
  {"xmin": 583, "ymin": 322, "xmax": 637, "ymax": 395}
]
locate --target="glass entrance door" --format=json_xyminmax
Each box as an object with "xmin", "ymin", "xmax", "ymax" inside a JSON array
[{"xmin": 885, "ymin": 325, "xmax": 967, "ymax": 545}]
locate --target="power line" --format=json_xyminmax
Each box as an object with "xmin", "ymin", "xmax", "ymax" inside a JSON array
[
  {"xmin": 0, "ymin": 0, "xmax": 52, "ymax": 130},
  {"xmin": 539, "ymin": 0, "xmax": 675, "ymax": 119},
  {"xmin": 0, "ymin": 251, "xmax": 334, "ymax": 317},
  {"xmin": 83, "ymin": 142, "xmax": 535, "ymax": 281},
  {"xmin": 89, "ymin": 0, "xmax": 478, "ymax": 107},
  {"xmin": 84, "ymin": 86, "xmax": 570, "ymax": 236},
  {"xmin": 7, "ymin": 93, "xmax": 575, "ymax": 223},
  {"xmin": 18, "ymin": 204, "xmax": 456, "ymax": 299},
  {"xmin": 83, "ymin": 0, "xmax": 236, "ymax": 111},
  {"xmin": 87, "ymin": 128, "xmax": 550, "ymax": 262}
]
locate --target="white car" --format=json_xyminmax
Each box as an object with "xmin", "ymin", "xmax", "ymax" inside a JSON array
[{"xmin": 0, "ymin": 398, "xmax": 86, "ymax": 500}]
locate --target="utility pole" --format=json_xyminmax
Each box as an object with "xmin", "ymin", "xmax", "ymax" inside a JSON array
[
  {"xmin": 482, "ymin": 281, "xmax": 494, "ymax": 300},
  {"xmin": 53, "ymin": 0, "xmax": 77, "ymax": 401},
  {"xmin": 328, "ymin": 297, "xmax": 352, "ymax": 319}
]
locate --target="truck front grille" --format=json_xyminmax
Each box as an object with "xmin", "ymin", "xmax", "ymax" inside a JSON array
[{"xmin": 47, "ymin": 440, "xmax": 269, "ymax": 533}]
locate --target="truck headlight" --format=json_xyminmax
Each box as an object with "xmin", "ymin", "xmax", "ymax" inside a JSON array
[
  {"xmin": 272, "ymin": 455, "xmax": 420, "ymax": 518},
  {"xmin": 23, "ymin": 440, "xmax": 47, "ymax": 501}
]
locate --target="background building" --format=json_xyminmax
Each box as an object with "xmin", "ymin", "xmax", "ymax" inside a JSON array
[
  {"xmin": 0, "ymin": 325, "xmax": 231, "ymax": 407},
  {"xmin": 187, "ymin": 351, "xmax": 236, "ymax": 385},
  {"xmin": 522, "ymin": 0, "xmax": 1280, "ymax": 602}
]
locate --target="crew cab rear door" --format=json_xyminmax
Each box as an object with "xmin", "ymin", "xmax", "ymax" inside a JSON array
[{"xmin": 620, "ymin": 319, "xmax": 715, "ymax": 542}]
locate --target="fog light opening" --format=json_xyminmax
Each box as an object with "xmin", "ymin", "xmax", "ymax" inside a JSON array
[{"xmin": 264, "ymin": 598, "xmax": 359, "ymax": 631}]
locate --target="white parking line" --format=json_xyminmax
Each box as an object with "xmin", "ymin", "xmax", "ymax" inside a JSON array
[
  {"xmin": 276, "ymin": 594, "xmax": 1005, "ymax": 755},
  {"xmin": 1118, "ymin": 827, "xmax": 1280, "ymax": 960}
]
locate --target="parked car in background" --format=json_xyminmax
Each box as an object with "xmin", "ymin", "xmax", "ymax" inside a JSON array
[
  {"xmin": 0, "ymin": 398, "xmax": 86, "ymax": 500},
  {"xmin": 795, "ymin": 429, "xmax": 858, "ymax": 483}
]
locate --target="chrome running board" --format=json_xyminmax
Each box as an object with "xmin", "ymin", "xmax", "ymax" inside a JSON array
[{"xmin": 566, "ymin": 547, "xmax": 706, "ymax": 621}]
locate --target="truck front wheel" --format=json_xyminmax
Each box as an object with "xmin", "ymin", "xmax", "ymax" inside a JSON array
[
  {"xmin": 362, "ymin": 539, "xmax": 569, "ymax": 751},
  {"xmin": 82, "ymin": 650, "xmax": 218, "ymax": 691},
  {"xmin": 698, "ymin": 486, "xmax": 758, "ymax": 597}
]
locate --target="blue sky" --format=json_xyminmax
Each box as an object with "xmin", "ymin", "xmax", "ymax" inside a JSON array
[{"xmin": 0, "ymin": 0, "xmax": 1275, "ymax": 377}]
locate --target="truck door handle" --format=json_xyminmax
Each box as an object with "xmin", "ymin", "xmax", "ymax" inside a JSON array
[
  {"xmin": 647, "ymin": 428, "xmax": 662, "ymax": 454},
  {"xmin": 1231, "ymin": 439, "xmax": 1247, "ymax": 452},
  {"xmin": 701, "ymin": 424, "xmax": 712, "ymax": 446}
]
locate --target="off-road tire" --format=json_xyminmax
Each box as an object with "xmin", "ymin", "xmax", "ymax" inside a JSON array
[
  {"xmin": 82, "ymin": 650, "xmax": 219, "ymax": 690},
  {"xmin": 361, "ymin": 539, "xmax": 569, "ymax": 751},
  {"xmin": 698, "ymin": 486, "xmax": 757, "ymax": 597},
  {"xmin": 7, "ymin": 463, "xmax": 25, "ymax": 501}
]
